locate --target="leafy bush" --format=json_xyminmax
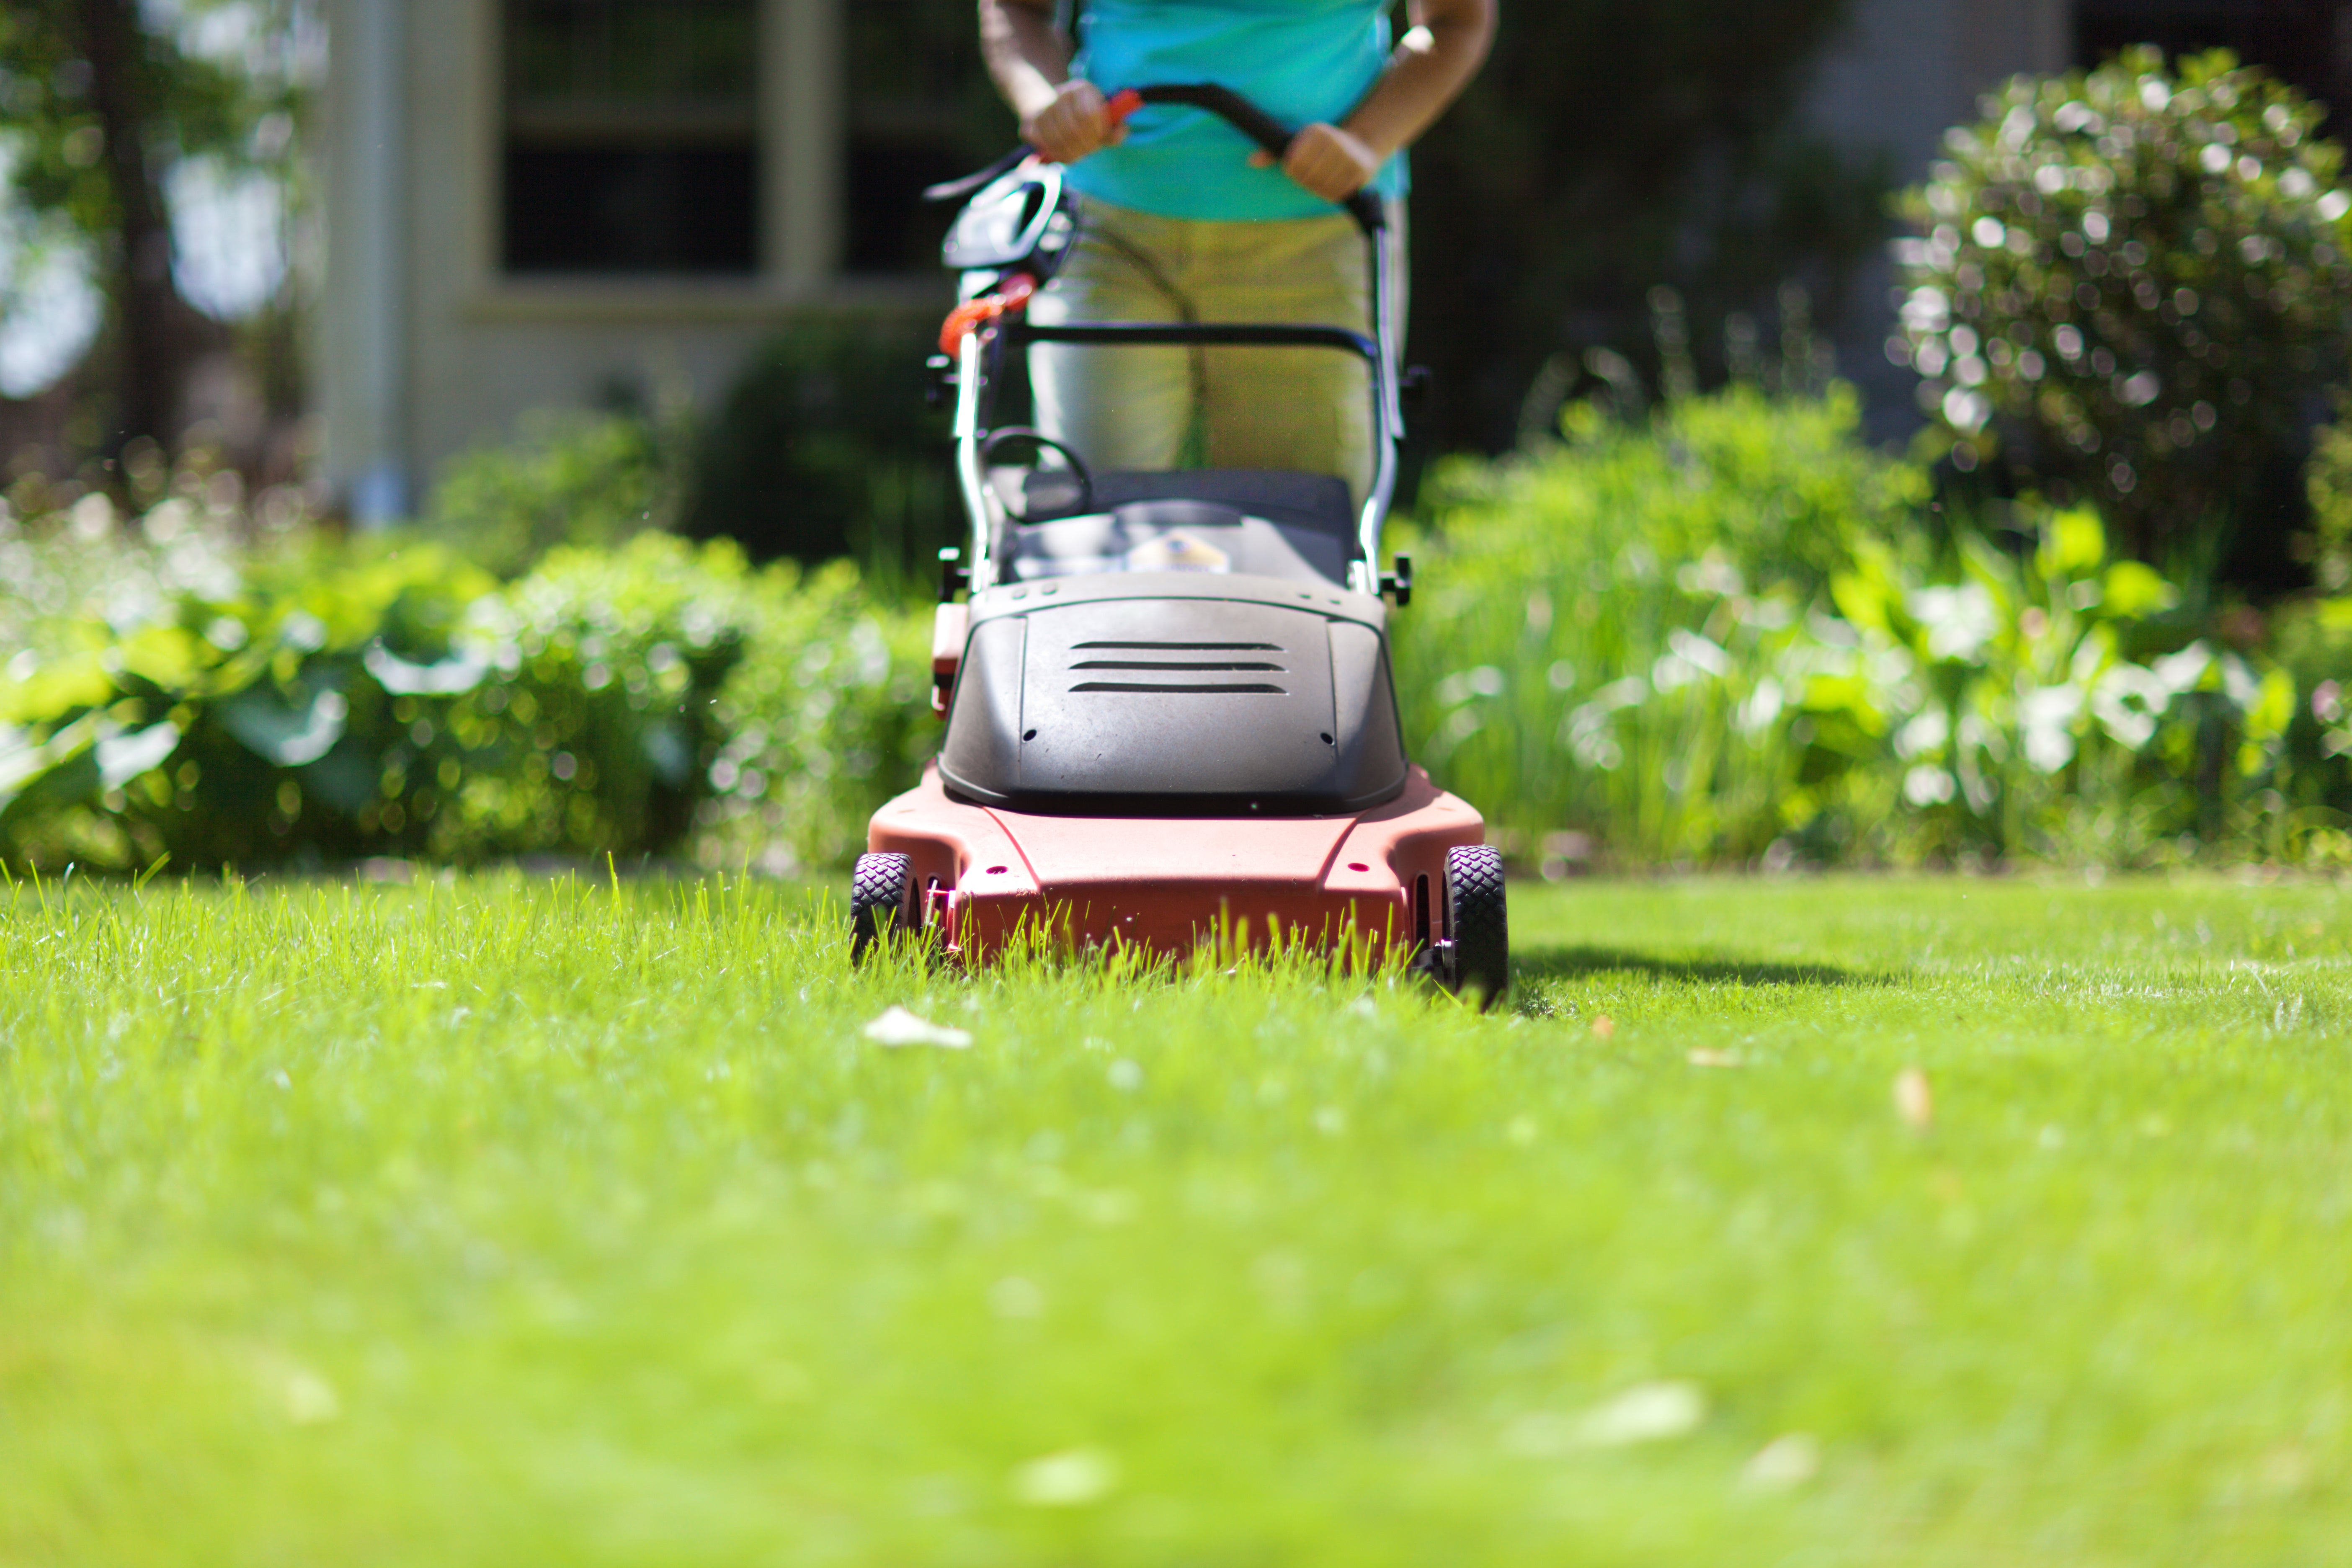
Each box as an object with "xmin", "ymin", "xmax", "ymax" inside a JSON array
[
  {"xmin": 686, "ymin": 312, "xmax": 953, "ymax": 578},
  {"xmin": 424, "ymin": 407, "xmax": 688, "ymax": 578},
  {"xmin": 1402, "ymin": 386, "xmax": 2342, "ymax": 869},
  {"xmin": 1395, "ymin": 385, "xmax": 1928, "ymax": 865},
  {"xmin": 0, "ymin": 497, "xmax": 932, "ymax": 874},
  {"xmin": 1896, "ymin": 47, "xmax": 2352, "ymax": 568},
  {"xmin": 684, "ymin": 560, "xmax": 933, "ymax": 876},
  {"xmin": 1817, "ymin": 510, "xmax": 2303, "ymax": 865},
  {"xmin": 2303, "ymin": 393, "xmax": 2352, "ymax": 594},
  {"xmin": 2268, "ymin": 595, "xmax": 2352, "ymax": 857}
]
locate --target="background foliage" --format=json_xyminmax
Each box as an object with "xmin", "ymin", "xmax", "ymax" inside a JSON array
[
  {"xmin": 8, "ymin": 377, "xmax": 2352, "ymax": 878},
  {"xmin": 0, "ymin": 0, "xmax": 310, "ymax": 451},
  {"xmin": 684, "ymin": 312, "xmax": 953, "ymax": 580},
  {"xmin": 1897, "ymin": 47, "xmax": 2352, "ymax": 583},
  {"xmin": 1396, "ymin": 384, "xmax": 2352, "ymax": 872},
  {"xmin": 1405, "ymin": 0, "xmax": 1885, "ymax": 453},
  {"xmin": 0, "ymin": 482, "xmax": 928, "ymax": 875},
  {"xmin": 425, "ymin": 407, "xmax": 687, "ymax": 580}
]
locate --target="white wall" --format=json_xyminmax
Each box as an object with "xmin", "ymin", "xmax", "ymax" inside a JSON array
[{"xmin": 317, "ymin": 0, "xmax": 936, "ymax": 516}]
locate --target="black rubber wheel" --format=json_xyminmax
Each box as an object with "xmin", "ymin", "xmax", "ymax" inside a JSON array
[
  {"xmin": 850, "ymin": 852, "xmax": 913, "ymax": 964},
  {"xmin": 1443, "ymin": 845, "xmax": 1510, "ymax": 1006}
]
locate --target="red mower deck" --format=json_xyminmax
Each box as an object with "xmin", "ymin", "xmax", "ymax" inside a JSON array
[{"xmin": 869, "ymin": 763, "xmax": 1483, "ymax": 961}]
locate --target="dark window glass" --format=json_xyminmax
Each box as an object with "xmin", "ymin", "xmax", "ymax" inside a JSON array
[
  {"xmin": 846, "ymin": 0, "xmax": 1015, "ymax": 274},
  {"xmin": 503, "ymin": 0, "xmax": 758, "ymax": 274}
]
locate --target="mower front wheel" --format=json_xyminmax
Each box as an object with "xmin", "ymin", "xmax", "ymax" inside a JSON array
[
  {"xmin": 850, "ymin": 852, "xmax": 913, "ymax": 964},
  {"xmin": 1443, "ymin": 845, "xmax": 1510, "ymax": 1006}
]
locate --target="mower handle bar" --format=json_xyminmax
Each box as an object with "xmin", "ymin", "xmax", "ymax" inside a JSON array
[
  {"xmin": 1128, "ymin": 85, "xmax": 1387, "ymax": 237},
  {"xmin": 940, "ymin": 85, "xmax": 1403, "ymax": 596},
  {"xmin": 923, "ymin": 83, "xmax": 1387, "ymax": 237}
]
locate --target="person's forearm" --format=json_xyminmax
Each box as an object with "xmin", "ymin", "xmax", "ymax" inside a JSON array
[
  {"xmin": 979, "ymin": 0, "xmax": 1072, "ymax": 124},
  {"xmin": 1342, "ymin": 0, "xmax": 1496, "ymax": 161}
]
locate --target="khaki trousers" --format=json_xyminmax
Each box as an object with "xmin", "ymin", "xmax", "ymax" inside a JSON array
[{"xmin": 1027, "ymin": 196, "xmax": 1404, "ymax": 506}]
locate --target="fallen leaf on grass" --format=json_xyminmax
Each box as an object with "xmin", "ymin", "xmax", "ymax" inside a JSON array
[
  {"xmin": 988, "ymin": 1276, "xmax": 1045, "ymax": 1319},
  {"xmin": 282, "ymin": 1368, "xmax": 340, "ymax": 1425},
  {"xmin": 1687, "ymin": 1048, "xmax": 1742, "ymax": 1068},
  {"xmin": 1010, "ymin": 1447, "xmax": 1119, "ymax": 1506},
  {"xmin": 1506, "ymin": 1380, "xmax": 1710, "ymax": 1455},
  {"xmin": 863, "ymin": 1006, "xmax": 973, "ymax": 1049},
  {"xmin": 1741, "ymin": 1432, "xmax": 1820, "ymax": 1490},
  {"xmin": 1590, "ymin": 1014, "xmax": 1616, "ymax": 1039},
  {"xmin": 1894, "ymin": 1065, "xmax": 1933, "ymax": 1130},
  {"xmin": 1577, "ymin": 1380, "xmax": 1708, "ymax": 1445}
]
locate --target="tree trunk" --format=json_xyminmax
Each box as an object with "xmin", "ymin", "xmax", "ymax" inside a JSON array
[{"xmin": 70, "ymin": 0, "xmax": 201, "ymax": 453}]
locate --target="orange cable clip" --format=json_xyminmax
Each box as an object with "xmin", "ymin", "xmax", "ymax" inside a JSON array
[{"xmin": 939, "ymin": 272, "xmax": 1039, "ymax": 356}]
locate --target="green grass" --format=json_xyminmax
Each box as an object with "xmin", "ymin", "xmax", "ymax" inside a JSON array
[{"xmin": 3, "ymin": 871, "xmax": 2348, "ymax": 1565}]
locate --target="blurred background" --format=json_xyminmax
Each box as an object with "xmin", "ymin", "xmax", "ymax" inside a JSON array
[
  {"xmin": 5, "ymin": 0, "xmax": 2348, "ymax": 565},
  {"xmin": 10, "ymin": 1, "xmax": 2352, "ymax": 880}
]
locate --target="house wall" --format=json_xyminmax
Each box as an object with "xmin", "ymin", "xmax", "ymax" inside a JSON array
[{"xmin": 318, "ymin": 0, "xmax": 936, "ymax": 518}]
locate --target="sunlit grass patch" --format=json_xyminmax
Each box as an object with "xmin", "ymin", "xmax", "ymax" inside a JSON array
[{"xmin": 3, "ymin": 871, "xmax": 2349, "ymax": 1565}]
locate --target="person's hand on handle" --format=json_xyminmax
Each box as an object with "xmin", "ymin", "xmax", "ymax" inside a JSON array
[
  {"xmin": 1023, "ymin": 78, "xmax": 1129, "ymax": 165},
  {"xmin": 1248, "ymin": 122, "xmax": 1384, "ymax": 202}
]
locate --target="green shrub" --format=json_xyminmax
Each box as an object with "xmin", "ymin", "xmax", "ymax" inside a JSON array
[
  {"xmin": 2267, "ymin": 595, "xmax": 2352, "ymax": 858},
  {"xmin": 0, "ymin": 500, "xmax": 932, "ymax": 874},
  {"xmin": 1816, "ymin": 509, "xmax": 2302, "ymax": 864},
  {"xmin": 424, "ymin": 407, "xmax": 686, "ymax": 578},
  {"xmin": 686, "ymin": 312, "xmax": 952, "ymax": 579},
  {"xmin": 1896, "ymin": 47, "xmax": 2352, "ymax": 568},
  {"xmin": 1396, "ymin": 384, "xmax": 1928, "ymax": 865},
  {"xmin": 2304, "ymin": 392, "xmax": 2352, "ymax": 593},
  {"xmin": 688, "ymin": 562, "xmax": 933, "ymax": 876},
  {"xmin": 1401, "ymin": 386, "xmax": 2336, "ymax": 868}
]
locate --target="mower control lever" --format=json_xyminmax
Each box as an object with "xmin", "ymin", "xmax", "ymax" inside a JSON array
[
  {"xmin": 1382, "ymin": 554, "xmax": 1413, "ymax": 607},
  {"xmin": 1401, "ymin": 365, "xmax": 1431, "ymax": 413}
]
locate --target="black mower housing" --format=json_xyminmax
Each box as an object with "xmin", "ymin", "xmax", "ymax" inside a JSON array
[{"xmin": 939, "ymin": 570, "xmax": 1408, "ymax": 815}]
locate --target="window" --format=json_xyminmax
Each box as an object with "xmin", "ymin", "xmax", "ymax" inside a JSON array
[
  {"xmin": 503, "ymin": 0, "xmax": 759, "ymax": 274},
  {"xmin": 846, "ymin": 0, "xmax": 1014, "ymax": 273}
]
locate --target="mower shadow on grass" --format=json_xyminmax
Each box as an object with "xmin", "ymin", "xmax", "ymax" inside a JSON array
[{"xmin": 1513, "ymin": 946, "xmax": 1875, "ymax": 990}]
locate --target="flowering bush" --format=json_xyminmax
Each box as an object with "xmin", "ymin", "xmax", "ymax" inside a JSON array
[{"xmin": 1895, "ymin": 47, "xmax": 2352, "ymax": 563}]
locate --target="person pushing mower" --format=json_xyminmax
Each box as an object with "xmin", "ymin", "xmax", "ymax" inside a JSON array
[
  {"xmin": 846, "ymin": 0, "xmax": 1509, "ymax": 998},
  {"xmin": 978, "ymin": 0, "xmax": 1497, "ymax": 506}
]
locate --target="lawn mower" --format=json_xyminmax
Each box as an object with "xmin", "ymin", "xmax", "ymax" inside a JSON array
[{"xmin": 851, "ymin": 85, "xmax": 1506, "ymax": 998}]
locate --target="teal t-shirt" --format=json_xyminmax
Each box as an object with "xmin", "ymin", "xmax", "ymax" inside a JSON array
[{"xmin": 1064, "ymin": 0, "xmax": 1407, "ymax": 222}]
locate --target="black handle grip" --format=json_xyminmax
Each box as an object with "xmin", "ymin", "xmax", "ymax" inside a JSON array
[{"xmin": 1134, "ymin": 84, "xmax": 1387, "ymax": 236}]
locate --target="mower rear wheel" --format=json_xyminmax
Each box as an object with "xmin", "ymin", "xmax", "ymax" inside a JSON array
[
  {"xmin": 1443, "ymin": 845, "xmax": 1510, "ymax": 1006},
  {"xmin": 850, "ymin": 852, "xmax": 913, "ymax": 964}
]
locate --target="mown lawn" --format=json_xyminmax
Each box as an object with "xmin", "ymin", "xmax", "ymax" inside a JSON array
[{"xmin": 3, "ymin": 870, "xmax": 2347, "ymax": 1565}]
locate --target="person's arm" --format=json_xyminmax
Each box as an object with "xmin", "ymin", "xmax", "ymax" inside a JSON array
[
  {"xmin": 979, "ymin": 0, "xmax": 1126, "ymax": 164},
  {"xmin": 1266, "ymin": 0, "xmax": 1498, "ymax": 203}
]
